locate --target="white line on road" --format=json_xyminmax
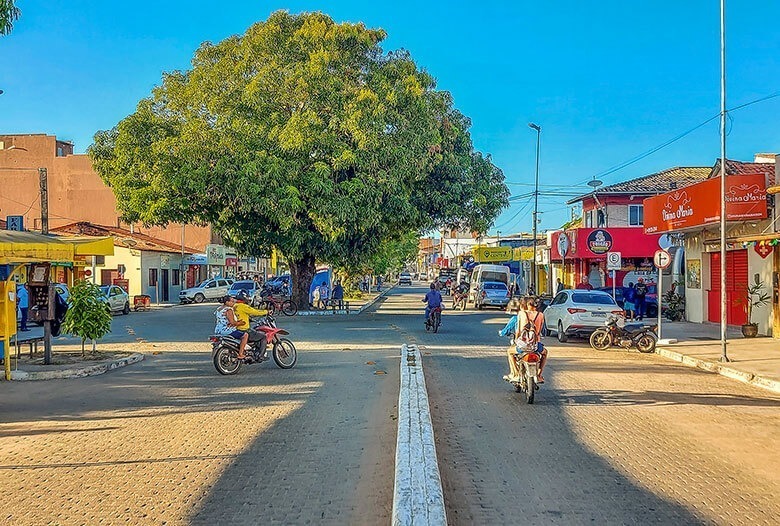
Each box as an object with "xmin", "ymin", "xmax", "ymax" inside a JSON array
[{"xmin": 392, "ymin": 343, "xmax": 447, "ymax": 526}]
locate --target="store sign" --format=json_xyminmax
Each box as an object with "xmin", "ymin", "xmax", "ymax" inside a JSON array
[
  {"xmin": 557, "ymin": 232, "xmax": 570, "ymax": 257},
  {"xmin": 225, "ymin": 257, "xmax": 238, "ymax": 267},
  {"xmin": 586, "ymin": 229, "xmax": 613, "ymax": 255},
  {"xmin": 474, "ymin": 246, "xmax": 513, "ymax": 263},
  {"xmin": 644, "ymin": 174, "xmax": 767, "ymax": 234},
  {"xmin": 206, "ymin": 244, "xmax": 226, "ymax": 266},
  {"xmin": 512, "ymin": 247, "xmax": 534, "ymax": 261}
]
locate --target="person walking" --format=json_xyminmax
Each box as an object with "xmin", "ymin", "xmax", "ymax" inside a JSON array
[
  {"xmin": 17, "ymin": 283, "xmax": 29, "ymax": 332},
  {"xmin": 634, "ymin": 278, "xmax": 648, "ymax": 320}
]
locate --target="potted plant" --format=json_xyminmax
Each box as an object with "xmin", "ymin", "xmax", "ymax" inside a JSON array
[{"xmin": 740, "ymin": 275, "xmax": 771, "ymax": 338}]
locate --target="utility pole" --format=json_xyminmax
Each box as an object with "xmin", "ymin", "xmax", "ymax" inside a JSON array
[
  {"xmin": 38, "ymin": 168, "xmax": 48, "ymax": 234},
  {"xmin": 719, "ymin": 0, "xmax": 729, "ymax": 362},
  {"xmin": 529, "ymin": 123, "xmax": 541, "ymax": 295}
]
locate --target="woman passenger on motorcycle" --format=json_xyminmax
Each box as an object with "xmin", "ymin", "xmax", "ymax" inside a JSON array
[
  {"xmin": 214, "ymin": 296, "xmax": 250, "ymax": 360},
  {"xmin": 523, "ymin": 297, "xmax": 548, "ymax": 383},
  {"xmin": 501, "ymin": 297, "xmax": 527, "ymax": 382}
]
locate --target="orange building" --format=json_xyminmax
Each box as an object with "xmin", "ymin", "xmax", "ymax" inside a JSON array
[{"xmin": 0, "ymin": 133, "xmax": 215, "ymax": 251}]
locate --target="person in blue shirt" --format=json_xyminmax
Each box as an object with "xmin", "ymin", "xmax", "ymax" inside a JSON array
[
  {"xmin": 623, "ymin": 282, "xmax": 637, "ymax": 321},
  {"xmin": 422, "ymin": 283, "xmax": 443, "ymax": 321},
  {"xmin": 16, "ymin": 283, "xmax": 29, "ymax": 332}
]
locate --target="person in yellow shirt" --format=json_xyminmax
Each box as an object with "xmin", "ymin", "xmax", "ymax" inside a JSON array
[{"xmin": 234, "ymin": 290, "xmax": 269, "ymax": 360}]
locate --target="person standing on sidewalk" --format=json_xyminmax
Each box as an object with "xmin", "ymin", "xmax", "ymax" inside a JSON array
[
  {"xmin": 635, "ymin": 278, "xmax": 648, "ymax": 321},
  {"xmin": 623, "ymin": 282, "xmax": 636, "ymax": 321},
  {"xmin": 331, "ymin": 281, "xmax": 344, "ymax": 309},
  {"xmin": 17, "ymin": 283, "xmax": 29, "ymax": 332}
]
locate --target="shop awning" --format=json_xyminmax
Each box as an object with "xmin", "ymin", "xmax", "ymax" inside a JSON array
[{"xmin": 0, "ymin": 231, "xmax": 114, "ymax": 265}]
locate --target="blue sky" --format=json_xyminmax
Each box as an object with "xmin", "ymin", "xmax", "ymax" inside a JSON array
[{"xmin": 2, "ymin": 1, "xmax": 779, "ymax": 234}]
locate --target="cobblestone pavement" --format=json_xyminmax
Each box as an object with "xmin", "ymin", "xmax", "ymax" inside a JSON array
[
  {"xmin": 384, "ymin": 286, "xmax": 780, "ymax": 525},
  {"xmin": 0, "ymin": 303, "xmax": 400, "ymax": 525}
]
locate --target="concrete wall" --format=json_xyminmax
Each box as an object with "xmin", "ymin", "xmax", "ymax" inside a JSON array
[
  {"xmin": 100, "ymin": 246, "xmax": 143, "ymax": 297},
  {"xmin": 0, "ymin": 134, "xmax": 214, "ymax": 251},
  {"xmin": 141, "ymin": 252, "xmax": 184, "ymax": 303}
]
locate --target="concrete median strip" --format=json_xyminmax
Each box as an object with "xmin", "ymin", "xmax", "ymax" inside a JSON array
[
  {"xmin": 392, "ymin": 343, "xmax": 447, "ymax": 526},
  {"xmin": 10, "ymin": 353, "xmax": 144, "ymax": 381},
  {"xmin": 656, "ymin": 347, "xmax": 780, "ymax": 395}
]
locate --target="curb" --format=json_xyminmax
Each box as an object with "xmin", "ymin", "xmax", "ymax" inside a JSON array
[
  {"xmin": 10, "ymin": 353, "xmax": 145, "ymax": 381},
  {"xmin": 655, "ymin": 347, "xmax": 780, "ymax": 395},
  {"xmin": 392, "ymin": 343, "xmax": 447, "ymax": 526},
  {"xmin": 293, "ymin": 285, "xmax": 396, "ymax": 317}
]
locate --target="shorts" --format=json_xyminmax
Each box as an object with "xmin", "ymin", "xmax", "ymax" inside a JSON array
[
  {"xmin": 229, "ymin": 330, "xmax": 246, "ymax": 339},
  {"xmin": 623, "ymin": 301, "xmax": 635, "ymax": 311}
]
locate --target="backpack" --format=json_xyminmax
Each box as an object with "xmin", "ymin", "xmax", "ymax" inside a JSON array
[{"xmin": 517, "ymin": 312, "xmax": 539, "ymax": 348}]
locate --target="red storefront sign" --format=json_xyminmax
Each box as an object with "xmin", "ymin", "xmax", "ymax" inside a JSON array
[
  {"xmin": 225, "ymin": 257, "xmax": 238, "ymax": 267},
  {"xmin": 550, "ymin": 228, "xmax": 660, "ymax": 261},
  {"xmin": 644, "ymin": 174, "xmax": 767, "ymax": 234}
]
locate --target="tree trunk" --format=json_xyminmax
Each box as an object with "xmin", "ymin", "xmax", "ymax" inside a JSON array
[{"xmin": 289, "ymin": 254, "xmax": 317, "ymax": 311}]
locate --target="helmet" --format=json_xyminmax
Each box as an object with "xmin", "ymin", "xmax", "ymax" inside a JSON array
[{"xmin": 235, "ymin": 290, "xmax": 250, "ymax": 302}]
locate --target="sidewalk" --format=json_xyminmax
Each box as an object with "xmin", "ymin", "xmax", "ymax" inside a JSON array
[{"xmin": 657, "ymin": 321, "xmax": 780, "ymax": 394}]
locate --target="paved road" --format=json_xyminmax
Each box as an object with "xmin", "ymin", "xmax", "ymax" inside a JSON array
[
  {"xmin": 1, "ymin": 301, "xmax": 401, "ymax": 525},
  {"xmin": 2, "ymin": 285, "xmax": 779, "ymax": 525},
  {"xmin": 388, "ymin": 286, "xmax": 780, "ymax": 525}
]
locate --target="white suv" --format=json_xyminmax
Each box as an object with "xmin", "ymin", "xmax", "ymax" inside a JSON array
[{"xmin": 179, "ymin": 278, "xmax": 234, "ymax": 304}]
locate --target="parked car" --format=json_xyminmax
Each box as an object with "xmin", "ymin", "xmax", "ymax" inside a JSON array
[
  {"xmin": 543, "ymin": 290, "xmax": 625, "ymax": 342},
  {"xmin": 179, "ymin": 278, "xmax": 234, "ymax": 304},
  {"xmin": 474, "ymin": 281, "xmax": 511, "ymax": 310},
  {"xmin": 228, "ymin": 280, "xmax": 263, "ymax": 301},
  {"xmin": 100, "ymin": 285, "xmax": 131, "ymax": 315},
  {"xmin": 596, "ymin": 286, "xmax": 658, "ymax": 318},
  {"xmin": 399, "ymin": 272, "xmax": 412, "ymax": 285}
]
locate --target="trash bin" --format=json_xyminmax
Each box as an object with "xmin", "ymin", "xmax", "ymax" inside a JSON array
[{"xmin": 133, "ymin": 295, "xmax": 151, "ymax": 312}]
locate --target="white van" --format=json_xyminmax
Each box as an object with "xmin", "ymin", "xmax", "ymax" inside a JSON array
[{"xmin": 469, "ymin": 264, "xmax": 511, "ymax": 303}]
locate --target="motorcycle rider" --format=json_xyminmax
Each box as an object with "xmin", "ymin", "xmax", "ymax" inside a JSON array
[
  {"xmin": 524, "ymin": 298, "xmax": 548, "ymax": 383},
  {"xmin": 500, "ymin": 297, "xmax": 526, "ymax": 382},
  {"xmin": 234, "ymin": 290, "xmax": 269, "ymax": 360},
  {"xmin": 214, "ymin": 296, "xmax": 250, "ymax": 360},
  {"xmin": 422, "ymin": 283, "xmax": 443, "ymax": 324}
]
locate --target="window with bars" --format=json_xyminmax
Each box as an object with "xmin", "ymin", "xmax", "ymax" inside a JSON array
[{"xmin": 149, "ymin": 268, "xmax": 158, "ymax": 287}]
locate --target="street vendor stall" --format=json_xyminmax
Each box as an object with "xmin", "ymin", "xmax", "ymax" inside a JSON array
[{"xmin": 0, "ymin": 231, "xmax": 114, "ymax": 380}]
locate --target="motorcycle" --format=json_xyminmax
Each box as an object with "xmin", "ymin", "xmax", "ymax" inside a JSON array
[
  {"xmin": 211, "ymin": 314, "xmax": 298, "ymax": 375},
  {"xmin": 511, "ymin": 343, "xmax": 542, "ymax": 404},
  {"xmin": 589, "ymin": 315, "xmax": 657, "ymax": 353},
  {"xmin": 425, "ymin": 306, "xmax": 442, "ymax": 333},
  {"xmin": 452, "ymin": 290, "xmax": 467, "ymax": 311}
]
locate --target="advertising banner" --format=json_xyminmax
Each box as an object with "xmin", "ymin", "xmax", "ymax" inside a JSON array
[
  {"xmin": 206, "ymin": 244, "xmax": 226, "ymax": 266},
  {"xmin": 644, "ymin": 174, "xmax": 767, "ymax": 234},
  {"xmin": 473, "ymin": 246, "xmax": 513, "ymax": 263}
]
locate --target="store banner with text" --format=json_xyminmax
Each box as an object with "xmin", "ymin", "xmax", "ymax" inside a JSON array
[{"xmin": 644, "ymin": 174, "xmax": 767, "ymax": 234}]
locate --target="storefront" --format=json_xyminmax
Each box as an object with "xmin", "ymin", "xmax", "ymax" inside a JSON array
[
  {"xmin": 644, "ymin": 173, "xmax": 775, "ymax": 335},
  {"xmin": 549, "ymin": 227, "xmax": 662, "ymax": 290}
]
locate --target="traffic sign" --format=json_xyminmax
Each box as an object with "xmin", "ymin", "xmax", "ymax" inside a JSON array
[
  {"xmin": 5, "ymin": 215, "xmax": 23, "ymax": 231},
  {"xmin": 606, "ymin": 251, "xmax": 622, "ymax": 271},
  {"xmin": 654, "ymin": 249, "xmax": 671, "ymax": 269}
]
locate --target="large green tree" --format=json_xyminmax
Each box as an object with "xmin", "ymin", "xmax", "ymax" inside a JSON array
[
  {"xmin": 90, "ymin": 11, "xmax": 508, "ymax": 309},
  {"xmin": 0, "ymin": 0, "xmax": 20, "ymax": 35}
]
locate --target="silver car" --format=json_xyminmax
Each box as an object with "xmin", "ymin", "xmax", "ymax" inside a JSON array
[
  {"xmin": 475, "ymin": 281, "xmax": 510, "ymax": 310},
  {"xmin": 543, "ymin": 290, "xmax": 625, "ymax": 342},
  {"xmin": 100, "ymin": 285, "xmax": 131, "ymax": 315}
]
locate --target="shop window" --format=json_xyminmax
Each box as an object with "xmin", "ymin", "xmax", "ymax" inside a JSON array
[
  {"xmin": 596, "ymin": 209, "xmax": 606, "ymax": 227},
  {"xmin": 149, "ymin": 268, "xmax": 158, "ymax": 287},
  {"xmin": 629, "ymin": 205, "xmax": 644, "ymax": 226},
  {"xmin": 172, "ymin": 269, "xmax": 181, "ymax": 286}
]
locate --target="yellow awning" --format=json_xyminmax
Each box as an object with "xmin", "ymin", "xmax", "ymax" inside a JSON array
[{"xmin": 0, "ymin": 231, "xmax": 113, "ymax": 265}]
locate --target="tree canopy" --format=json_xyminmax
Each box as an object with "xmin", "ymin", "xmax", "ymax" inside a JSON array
[
  {"xmin": 90, "ymin": 11, "xmax": 508, "ymax": 308},
  {"xmin": 0, "ymin": 0, "xmax": 21, "ymax": 36}
]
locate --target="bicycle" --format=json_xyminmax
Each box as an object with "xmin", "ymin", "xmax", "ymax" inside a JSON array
[{"xmin": 257, "ymin": 295, "xmax": 298, "ymax": 316}]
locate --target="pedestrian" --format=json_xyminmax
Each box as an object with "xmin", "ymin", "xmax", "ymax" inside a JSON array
[
  {"xmin": 623, "ymin": 282, "xmax": 636, "ymax": 321},
  {"xmin": 17, "ymin": 282, "xmax": 29, "ymax": 332},
  {"xmin": 556, "ymin": 278, "xmax": 564, "ymax": 295},
  {"xmin": 635, "ymin": 278, "xmax": 648, "ymax": 321},
  {"xmin": 332, "ymin": 281, "xmax": 344, "ymax": 309},
  {"xmin": 576, "ymin": 275, "xmax": 593, "ymax": 290},
  {"xmin": 312, "ymin": 286, "xmax": 321, "ymax": 309},
  {"xmin": 318, "ymin": 281, "xmax": 330, "ymax": 309}
]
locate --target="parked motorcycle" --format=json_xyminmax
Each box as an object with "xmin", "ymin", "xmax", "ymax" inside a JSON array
[
  {"xmin": 425, "ymin": 306, "xmax": 442, "ymax": 333},
  {"xmin": 589, "ymin": 315, "xmax": 657, "ymax": 353},
  {"xmin": 211, "ymin": 314, "xmax": 297, "ymax": 375},
  {"xmin": 510, "ymin": 342, "xmax": 542, "ymax": 404}
]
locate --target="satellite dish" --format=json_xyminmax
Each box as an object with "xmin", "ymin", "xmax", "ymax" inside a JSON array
[{"xmin": 587, "ymin": 178, "xmax": 603, "ymax": 188}]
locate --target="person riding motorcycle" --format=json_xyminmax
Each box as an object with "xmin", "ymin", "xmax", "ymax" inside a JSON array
[
  {"xmin": 233, "ymin": 290, "xmax": 269, "ymax": 360},
  {"xmin": 422, "ymin": 283, "xmax": 443, "ymax": 323}
]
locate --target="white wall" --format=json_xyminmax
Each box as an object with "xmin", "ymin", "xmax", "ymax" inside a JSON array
[
  {"xmin": 99, "ymin": 246, "xmax": 142, "ymax": 296},
  {"xmin": 684, "ymin": 235, "xmax": 706, "ymax": 323}
]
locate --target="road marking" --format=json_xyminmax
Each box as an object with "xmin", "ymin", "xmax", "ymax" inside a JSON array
[{"xmin": 392, "ymin": 343, "xmax": 447, "ymax": 526}]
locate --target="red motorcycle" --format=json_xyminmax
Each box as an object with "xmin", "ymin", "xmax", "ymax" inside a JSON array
[
  {"xmin": 425, "ymin": 306, "xmax": 442, "ymax": 333},
  {"xmin": 211, "ymin": 315, "xmax": 297, "ymax": 375}
]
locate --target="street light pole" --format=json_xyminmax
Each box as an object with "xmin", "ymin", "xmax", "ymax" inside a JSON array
[
  {"xmin": 529, "ymin": 123, "xmax": 541, "ymax": 295},
  {"xmin": 719, "ymin": 0, "xmax": 729, "ymax": 362}
]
